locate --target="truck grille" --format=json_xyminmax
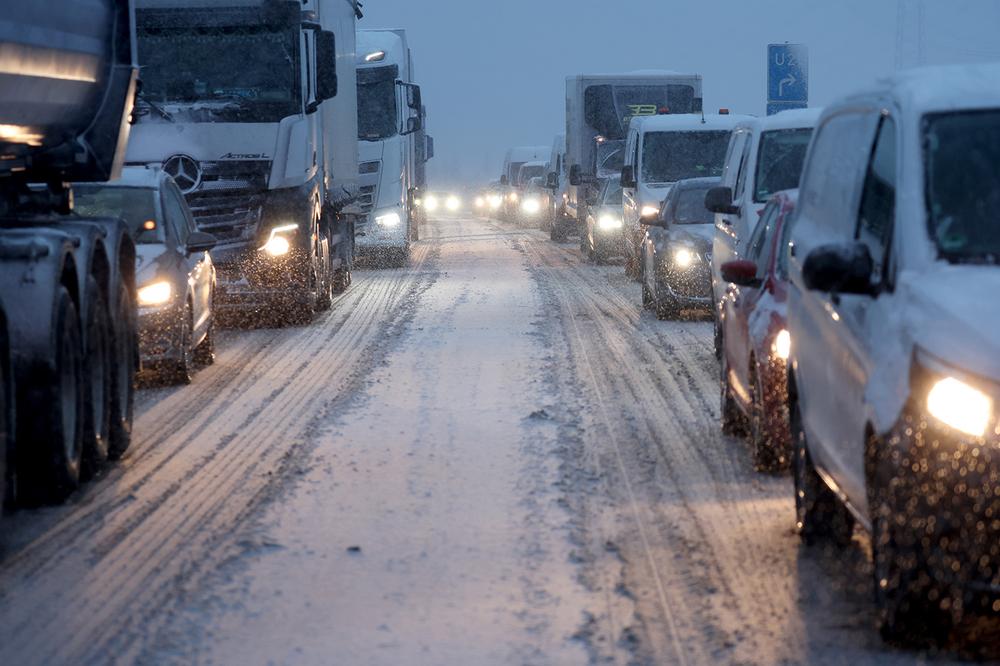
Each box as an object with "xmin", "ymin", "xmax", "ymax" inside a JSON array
[{"xmin": 184, "ymin": 161, "xmax": 271, "ymax": 243}]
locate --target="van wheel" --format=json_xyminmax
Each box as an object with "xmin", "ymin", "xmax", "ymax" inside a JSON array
[
  {"xmin": 82, "ymin": 276, "xmax": 112, "ymax": 478},
  {"xmin": 24, "ymin": 287, "xmax": 84, "ymax": 504},
  {"xmin": 719, "ymin": 349, "xmax": 745, "ymax": 436},
  {"xmin": 791, "ymin": 400, "xmax": 853, "ymax": 546},
  {"xmin": 108, "ymin": 280, "xmax": 135, "ymax": 460}
]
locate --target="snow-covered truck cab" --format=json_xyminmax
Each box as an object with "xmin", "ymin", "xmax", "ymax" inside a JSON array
[
  {"xmin": 565, "ymin": 71, "xmax": 704, "ymax": 236},
  {"xmin": 128, "ymin": 0, "xmax": 358, "ymax": 319},
  {"xmin": 351, "ymin": 29, "xmax": 424, "ymax": 264},
  {"xmin": 620, "ymin": 113, "xmax": 750, "ymax": 279}
]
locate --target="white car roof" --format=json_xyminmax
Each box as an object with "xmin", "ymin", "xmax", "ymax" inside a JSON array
[
  {"xmin": 871, "ymin": 63, "xmax": 1000, "ymax": 114},
  {"xmin": 760, "ymin": 107, "xmax": 824, "ymax": 130},
  {"xmin": 631, "ymin": 113, "xmax": 753, "ymax": 133}
]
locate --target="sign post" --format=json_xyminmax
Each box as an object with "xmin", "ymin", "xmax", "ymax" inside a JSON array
[{"xmin": 767, "ymin": 44, "xmax": 808, "ymax": 115}]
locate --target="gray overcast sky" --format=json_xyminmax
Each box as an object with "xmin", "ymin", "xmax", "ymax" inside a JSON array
[{"xmin": 360, "ymin": 0, "xmax": 1000, "ymax": 187}]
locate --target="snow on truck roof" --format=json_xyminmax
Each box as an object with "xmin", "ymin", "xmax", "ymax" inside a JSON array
[{"xmin": 631, "ymin": 113, "xmax": 753, "ymax": 133}]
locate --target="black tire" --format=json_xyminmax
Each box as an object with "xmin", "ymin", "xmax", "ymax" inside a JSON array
[
  {"xmin": 81, "ymin": 276, "xmax": 111, "ymax": 478},
  {"xmin": 791, "ymin": 399, "xmax": 854, "ymax": 546},
  {"xmin": 748, "ymin": 366, "xmax": 784, "ymax": 473},
  {"xmin": 719, "ymin": 348, "xmax": 745, "ymax": 437},
  {"xmin": 550, "ymin": 224, "xmax": 567, "ymax": 242},
  {"xmin": 108, "ymin": 280, "xmax": 135, "ymax": 460},
  {"xmin": 193, "ymin": 316, "xmax": 215, "ymax": 367},
  {"xmin": 24, "ymin": 286, "xmax": 84, "ymax": 504},
  {"xmin": 165, "ymin": 301, "xmax": 194, "ymax": 385},
  {"xmin": 0, "ymin": 359, "xmax": 9, "ymax": 511}
]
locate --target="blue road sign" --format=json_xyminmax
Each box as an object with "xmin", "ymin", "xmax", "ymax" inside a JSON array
[
  {"xmin": 767, "ymin": 101, "xmax": 808, "ymax": 116},
  {"xmin": 768, "ymin": 44, "xmax": 808, "ymax": 104}
]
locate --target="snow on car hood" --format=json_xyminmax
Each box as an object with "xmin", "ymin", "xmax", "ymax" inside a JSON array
[{"xmin": 667, "ymin": 223, "xmax": 714, "ymax": 248}]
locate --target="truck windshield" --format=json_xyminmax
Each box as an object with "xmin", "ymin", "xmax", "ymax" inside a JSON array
[
  {"xmin": 641, "ymin": 131, "xmax": 731, "ymax": 185},
  {"xmin": 72, "ymin": 186, "xmax": 164, "ymax": 245},
  {"xmin": 753, "ymin": 128, "xmax": 813, "ymax": 203},
  {"xmin": 358, "ymin": 66, "xmax": 399, "ymax": 141},
  {"xmin": 137, "ymin": 26, "xmax": 300, "ymax": 122},
  {"xmin": 924, "ymin": 110, "xmax": 1000, "ymax": 262},
  {"xmin": 595, "ymin": 140, "xmax": 625, "ymax": 178},
  {"xmin": 585, "ymin": 84, "xmax": 700, "ymax": 139}
]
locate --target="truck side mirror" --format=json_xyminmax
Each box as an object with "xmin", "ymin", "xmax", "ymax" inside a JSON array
[
  {"xmin": 705, "ymin": 186, "xmax": 739, "ymax": 215},
  {"xmin": 500, "ymin": 175, "xmax": 509, "ymax": 186},
  {"xmin": 621, "ymin": 165, "xmax": 637, "ymax": 189},
  {"xmin": 546, "ymin": 172, "xmax": 558, "ymax": 189},
  {"xmin": 403, "ymin": 116, "xmax": 423, "ymax": 135},
  {"xmin": 316, "ymin": 31, "xmax": 338, "ymax": 101},
  {"xmin": 569, "ymin": 164, "xmax": 582, "ymax": 186}
]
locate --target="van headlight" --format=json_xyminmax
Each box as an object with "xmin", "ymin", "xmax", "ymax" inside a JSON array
[
  {"xmin": 375, "ymin": 210, "xmax": 402, "ymax": 228},
  {"xmin": 927, "ymin": 377, "xmax": 993, "ymax": 438},
  {"xmin": 137, "ymin": 280, "xmax": 172, "ymax": 307},
  {"xmin": 260, "ymin": 223, "xmax": 298, "ymax": 257}
]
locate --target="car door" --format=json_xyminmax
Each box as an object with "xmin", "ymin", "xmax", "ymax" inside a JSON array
[
  {"xmin": 828, "ymin": 114, "xmax": 898, "ymax": 510},
  {"xmin": 162, "ymin": 182, "xmax": 211, "ymax": 340}
]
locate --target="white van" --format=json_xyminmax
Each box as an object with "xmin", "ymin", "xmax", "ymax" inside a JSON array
[
  {"xmin": 621, "ymin": 113, "xmax": 750, "ymax": 278},
  {"xmin": 500, "ymin": 145, "xmax": 548, "ymax": 220},
  {"xmin": 707, "ymin": 108, "xmax": 822, "ymax": 313}
]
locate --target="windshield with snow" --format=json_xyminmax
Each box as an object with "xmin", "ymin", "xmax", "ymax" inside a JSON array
[
  {"xmin": 595, "ymin": 140, "xmax": 625, "ymax": 178},
  {"xmin": 137, "ymin": 26, "xmax": 300, "ymax": 122},
  {"xmin": 602, "ymin": 182, "xmax": 623, "ymax": 205},
  {"xmin": 517, "ymin": 165, "xmax": 545, "ymax": 185},
  {"xmin": 72, "ymin": 186, "xmax": 164, "ymax": 245},
  {"xmin": 925, "ymin": 110, "xmax": 1000, "ymax": 262},
  {"xmin": 754, "ymin": 128, "xmax": 813, "ymax": 203},
  {"xmin": 358, "ymin": 66, "xmax": 399, "ymax": 140},
  {"xmin": 641, "ymin": 131, "xmax": 731, "ymax": 184}
]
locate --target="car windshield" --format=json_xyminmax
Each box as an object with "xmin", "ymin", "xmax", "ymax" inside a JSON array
[
  {"xmin": 72, "ymin": 186, "xmax": 164, "ymax": 245},
  {"xmin": 137, "ymin": 25, "xmax": 300, "ymax": 122},
  {"xmin": 603, "ymin": 183, "xmax": 623, "ymax": 204},
  {"xmin": 924, "ymin": 110, "xmax": 1000, "ymax": 262},
  {"xmin": 358, "ymin": 66, "xmax": 399, "ymax": 140},
  {"xmin": 672, "ymin": 186, "xmax": 714, "ymax": 224},
  {"xmin": 753, "ymin": 128, "xmax": 813, "ymax": 203},
  {"xmin": 641, "ymin": 130, "xmax": 731, "ymax": 184}
]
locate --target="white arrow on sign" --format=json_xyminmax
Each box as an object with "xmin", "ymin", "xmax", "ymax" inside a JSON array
[{"xmin": 779, "ymin": 73, "xmax": 797, "ymax": 98}]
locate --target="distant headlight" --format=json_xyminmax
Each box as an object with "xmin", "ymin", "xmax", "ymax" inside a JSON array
[
  {"xmin": 260, "ymin": 223, "xmax": 299, "ymax": 257},
  {"xmin": 446, "ymin": 195, "xmax": 461, "ymax": 211},
  {"xmin": 641, "ymin": 205, "xmax": 660, "ymax": 218},
  {"xmin": 509, "ymin": 192, "xmax": 519, "ymax": 202},
  {"xmin": 424, "ymin": 195, "xmax": 439, "ymax": 212},
  {"xmin": 375, "ymin": 210, "xmax": 402, "ymax": 228},
  {"xmin": 927, "ymin": 376, "xmax": 993, "ymax": 438},
  {"xmin": 673, "ymin": 247, "xmax": 695, "ymax": 268},
  {"xmin": 137, "ymin": 280, "xmax": 172, "ymax": 307},
  {"xmin": 475, "ymin": 196, "xmax": 485, "ymax": 208},
  {"xmin": 598, "ymin": 214, "xmax": 622, "ymax": 231},
  {"xmin": 773, "ymin": 329, "xmax": 791, "ymax": 360},
  {"xmin": 522, "ymin": 198, "xmax": 541, "ymax": 215},
  {"xmin": 487, "ymin": 194, "xmax": 502, "ymax": 210}
]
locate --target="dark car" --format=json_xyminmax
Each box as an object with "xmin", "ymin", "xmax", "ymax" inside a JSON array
[
  {"xmin": 717, "ymin": 191, "xmax": 796, "ymax": 472},
  {"xmin": 640, "ymin": 177, "xmax": 718, "ymax": 319},
  {"xmin": 74, "ymin": 168, "xmax": 218, "ymax": 384}
]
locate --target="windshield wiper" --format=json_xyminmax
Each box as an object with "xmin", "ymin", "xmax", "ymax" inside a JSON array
[{"xmin": 137, "ymin": 92, "xmax": 175, "ymax": 123}]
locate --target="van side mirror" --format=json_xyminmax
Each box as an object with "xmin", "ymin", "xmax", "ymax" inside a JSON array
[
  {"xmin": 802, "ymin": 242, "xmax": 876, "ymax": 296},
  {"xmin": 546, "ymin": 172, "xmax": 558, "ymax": 189},
  {"xmin": 315, "ymin": 31, "xmax": 338, "ymax": 101},
  {"xmin": 621, "ymin": 165, "xmax": 637, "ymax": 189},
  {"xmin": 569, "ymin": 164, "xmax": 582, "ymax": 186},
  {"xmin": 721, "ymin": 260, "xmax": 761, "ymax": 288},
  {"xmin": 705, "ymin": 186, "xmax": 739, "ymax": 215}
]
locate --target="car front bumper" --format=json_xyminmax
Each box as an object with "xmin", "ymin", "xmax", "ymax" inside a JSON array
[
  {"xmin": 138, "ymin": 304, "xmax": 184, "ymax": 365},
  {"xmin": 658, "ymin": 256, "xmax": 713, "ymax": 306}
]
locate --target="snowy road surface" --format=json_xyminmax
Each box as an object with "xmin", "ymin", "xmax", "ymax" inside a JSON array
[{"xmin": 0, "ymin": 215, "xmax": 988, "ymax": 664}]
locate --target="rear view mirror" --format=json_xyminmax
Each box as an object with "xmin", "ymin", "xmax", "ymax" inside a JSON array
[
  {"xmin": 802, "ymin": 242, "xmax": 876, "ymax": 295},
  {"xmin": 315, "ymin": 31, "xmax": 338, "ymax": 101},
  {"xmin": 705, "ymin": 186, "xmax": 739, "ymax": 215},
  {"xmin": 569, "ymin": 164, "xmax": 582, "ymax": 186},
  {"xmin": 186, "ymin": 231, "xmax": 218, "ymax": 254},
  {"xmin": 621, "ymin": 165, "xmax": 637, "ymax": 189},
  {"xmin": 721, "ymin": 259, "xmax": 761, "ymax": 287},
  {"xmin": 407, "ymin": 84, "xmax": 422, "ymax": 111}
]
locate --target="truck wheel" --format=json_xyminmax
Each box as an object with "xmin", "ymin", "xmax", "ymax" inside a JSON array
[
  {"xmin": 166, "ymin": 302, "xmax": 194, "ymax": 384},
  {"xmin": 108, "ymin": 281, "xmax": 135, "ymax": 460},
  {"xmin": 791, "ymin": 400, "xmax": 854, "ymax": 546},
  {"xmin": 82, "ymin": 276, "xmax": 111, "ymax": 477},
  {"xmin": 24, "ymin": 287, "xmax": 84, "ymax": 504}
]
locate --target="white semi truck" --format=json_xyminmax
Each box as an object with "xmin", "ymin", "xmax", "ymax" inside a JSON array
[
  {"xmin": 0, "ymin": 0, "xmax": 140, "ymax": 505},
  {"xmin": 351, "ymin": 29, "xmax": 426, "ymax": 265},
  {"xmin": 127, "ymin": 0, "xmax": 362, "ymax": 322},
  {"xmin": 564, "ymin": 71, "xmax": 703, "ymax": 237}
]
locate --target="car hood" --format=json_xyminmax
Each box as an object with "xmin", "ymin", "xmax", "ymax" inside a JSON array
[
  {"xmin": 902, "ymin": 264, "xmax": 1000, "ymax": 379},
  {"xmin": 663, "ymin": 224, "xmax": 713, "ymax": 252}
]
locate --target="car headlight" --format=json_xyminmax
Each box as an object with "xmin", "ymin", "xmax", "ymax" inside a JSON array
[
  {"xmin": 641, "ymin": 205, "xmax": 660, "ymax": 218},
  {"xmin": 375, "ymin": 210, "xmax": 402, "ymax": 228},
  {"xmin": 522, "ymin": 198, "xmax": 541, "ymax": 215},
  {"xmin": 446, "ymin": 196, "xmax": 461, "ymax": 211},
  {"xmin": 260, "ymin": 223, "xmax": 299, "ymax": 257},
  {"xmin": 424, "ymin": 195, "xmax": 439, "ymax": 212},
  {"xmin": 488, "ymin": 194, "xmax": 502, "ymax": 210},
  {"xmin": 673, "ymin": 247, "xmax": 696, "ymax": 268},
  {"xmin": 137, "ymin": 280, "xmax": 172, "ymax": 306},
  {"xmin": 927, "ymin": 376, "xmax": 993, "ymax": 438},
  {"xmin": 598, "ymin": 214, "xmax": 622, "ymax": 231},
  {"xmin": 772, "ymin": 329, "xmax": 791, "ymax": 360}
]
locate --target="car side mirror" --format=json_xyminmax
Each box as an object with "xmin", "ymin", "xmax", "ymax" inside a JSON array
[
  {"xmin": 546, "ymin": 172, "xmax": 558, "ymax": 189},
  {"xmin": 186, "ymin": 230, "xmax": 217, "ymax": 254},
  {"xmin": 621, "ymin": 165, "xmax": 637, "ymax": 189},
  {"xmin": 721, "ymin": 259, "xmax": 761, "ymax": 288},
  {"xmin": 705, "ymin": 186, "xmax": 739, "ymax": 216},
  {"xmin": 569, "ymin": 164, "xmax": 582, "ymax": 187},
  {"xmin": 315, "ymin": 31, "xmax": 338, "ymax": 101},
  {"xmin": 802, "ymin": 242, "xmax": 876, "ymax": 295}
]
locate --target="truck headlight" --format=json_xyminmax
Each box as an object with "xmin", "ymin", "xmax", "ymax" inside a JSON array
[
  {"xmin": 673, "ymin": 247, "xmax": 695, "ymax": 268},
  {"xmin": 598, "ymin": 214, "xmax": 622, "ymax": 231},
  {"xmin": 137, "ymin": 280, "xmax": 172, "ymax": 306},
  {"xmin": 773, "ymin": 329, "xmax": 791, "ymax": 360},
  {"xmin": 927, "ymin": 377, "xmax": 993, "ymax": 438},
  {"xmin": 260, "ymin": 223, "xmax": 299, "ymax": 257},
  {"xmin": 375, "ymin": 210, "xmax": 402, "ymax": 228}
]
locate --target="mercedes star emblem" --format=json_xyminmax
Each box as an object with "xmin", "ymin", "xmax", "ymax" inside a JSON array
[{"xmin": 163, "ymin": 154, "xmax": 202, "ymax": 194}]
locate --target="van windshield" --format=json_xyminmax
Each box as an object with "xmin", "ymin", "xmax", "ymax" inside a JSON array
[
  {"xmin": 73, "ymin": 186, "xmax": 164, "ymax": 245},
  {"xmin": 754, "ymin": 128, "xmax": 813, "ymax": 203},
  {"xmin": 518, "ymin": 165, "xmax": 546, "ymax": 184},
  {"xmin": 358, "ymin": 66, "xmax": 399, "ymax": 140},
  {"xmin": 641, "ymin": 131, "xmax": 730, "ymax": 184},
  {"xmin": 924, "ymin": 110, "xmax": 1000, "ymax": 262}
]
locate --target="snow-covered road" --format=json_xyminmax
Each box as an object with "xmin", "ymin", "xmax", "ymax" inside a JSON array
[{"xmin": 0, "ymin": 216, "xmax": 989, "ymax": 664}]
